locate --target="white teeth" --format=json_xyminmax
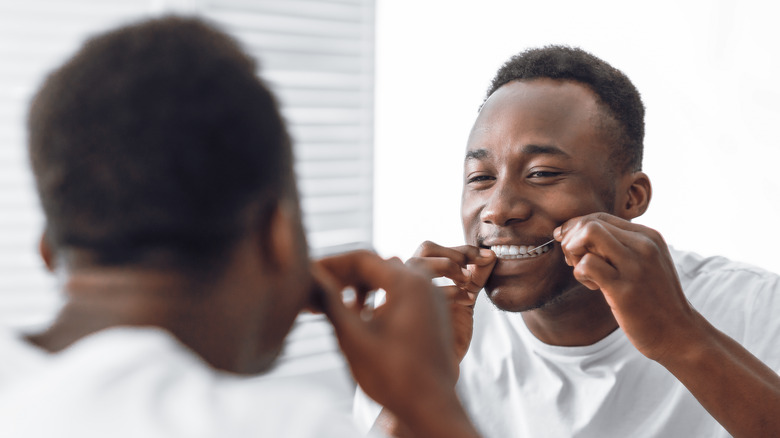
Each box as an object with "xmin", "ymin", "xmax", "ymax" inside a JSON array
[{"xmin": 490, "ymin": 242, "xmax": 552, "ymax": 259}]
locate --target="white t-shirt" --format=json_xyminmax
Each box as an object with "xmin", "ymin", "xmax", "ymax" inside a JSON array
[
  {"xmin": 354, "ymin": 248, "xmax": 780, "ymax": 437},
  {"xmin": 0, "ymin": 326, "xmax": 367, "ymax": 438}
]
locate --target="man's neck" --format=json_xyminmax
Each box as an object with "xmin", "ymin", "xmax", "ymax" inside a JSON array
[
  {"xmin": 27, "ymin": 267, "xmax": 248, "ymax": 372},
  {"xmin": 520, "ymin": 287, "xmax": 619, "ymax": 347}
]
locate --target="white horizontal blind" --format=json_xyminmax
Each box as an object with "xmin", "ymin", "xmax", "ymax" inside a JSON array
[
  {"xmin": 201, "ymin": 0, "xmax": 375, "ymax": 253},
  {"xmin": 0, "ymin": 0, "xmax": 375, "ymax": 403}
]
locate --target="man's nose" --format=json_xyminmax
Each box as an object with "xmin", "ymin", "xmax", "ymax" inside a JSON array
[{"xmin": 479, "ymin": 179, "xmax": 532, "ymax": 226}]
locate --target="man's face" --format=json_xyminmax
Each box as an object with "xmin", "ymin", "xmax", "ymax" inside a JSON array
[
  {"xmin": 248, "ymin": 197, "xmax": 313, "ymax": 374},
  {"xmin": 461, "ymin": 78, "xmax": 619, "ymax": 312}
]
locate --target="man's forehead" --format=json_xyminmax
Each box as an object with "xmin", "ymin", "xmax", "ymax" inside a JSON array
[
  {"xmin": 488, "ymin": 77, "xmax": 597, "ymax": 102},
  {"xmin": 488, "ymin": 82, "xmax": 596, "ymax": 134},
  {"xmin": 465, "ymin": 79, "xmax": 608, "ymax": 156}
]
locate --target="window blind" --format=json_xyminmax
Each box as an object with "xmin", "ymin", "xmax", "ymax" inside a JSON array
[
  {"xmin": 201, "ymin": 0, "xmax": 375, "ymax": 251},
  {"xmin": 200, "ymin": 0, "xmax": 374, "ymax": 396},
  {"xmin": 0, "ymin": 0, "xmax": 374, "ymax": 403}
]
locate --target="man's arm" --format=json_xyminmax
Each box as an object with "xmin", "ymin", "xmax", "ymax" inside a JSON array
[
  {"xmin": 313, "ymin": 250, "xmax": 483, "ymax": 438},
  {"xmin": 556, "ymin": 213, "xmax": 780, "ymax": 437}
]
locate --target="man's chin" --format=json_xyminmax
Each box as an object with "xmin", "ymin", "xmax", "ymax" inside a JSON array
[
  {"xmin": 484, "ymin": 284, "xmax": 559, "ymax": 312},
  {"xmin": 484, "ymin": 272, "xmax": 584, "ymax": 313}
]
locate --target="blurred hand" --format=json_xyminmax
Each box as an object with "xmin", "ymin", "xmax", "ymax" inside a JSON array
[{"xmin": 312, "ymin": 250, "xmax": 458, "ymax": 421}]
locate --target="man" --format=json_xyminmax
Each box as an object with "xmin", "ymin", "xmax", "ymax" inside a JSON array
[
  {"xmin": 355, "ymin": 46, "xmax": 780, "ymax": 437},
  {"xmin": 0, "ymin": 17, "xmax": 481, "ymax": 438}
]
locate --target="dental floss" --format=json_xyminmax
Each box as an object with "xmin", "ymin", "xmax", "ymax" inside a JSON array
[{"xmin": 527, "ymin": 238, "xmax": 555, "ymax": 253}]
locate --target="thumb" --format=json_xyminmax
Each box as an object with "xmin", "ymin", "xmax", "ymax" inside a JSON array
[
  {"xmin": 310, "ymin": 262, "xmax": 369, "ymax": 349},
  {"xmin": 473, "ymin": 248, "xmax": 497, "ymax": 267},
  {"xmin": 465, "ymin": 248, "xmax": 496, "ymax": 292}
]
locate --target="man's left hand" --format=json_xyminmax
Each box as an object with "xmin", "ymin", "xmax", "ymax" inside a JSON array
[{"xmin": 554, "ymin": 212, "xmax": 702, "ymax": 362}]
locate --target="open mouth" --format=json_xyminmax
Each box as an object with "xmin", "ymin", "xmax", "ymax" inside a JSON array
[{"xmin": 490, "ymin": 241, "xmax": 554, "ymax": 260}]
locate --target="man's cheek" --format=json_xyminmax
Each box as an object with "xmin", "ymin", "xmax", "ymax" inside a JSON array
[{"xmin": 460, "ymin": 212, "xmax": 478, "ymax": 243}]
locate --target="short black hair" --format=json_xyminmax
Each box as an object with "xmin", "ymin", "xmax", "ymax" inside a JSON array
[
  {"xmin": 28, "ymin": 16, "xmax": 294, "ymax": 269},
  {"xmin": 485, "ymin": 45, "xmax": 645, "ymax": 172}
]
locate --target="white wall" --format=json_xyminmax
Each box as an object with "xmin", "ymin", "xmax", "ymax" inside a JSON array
[{"xmin": 374, "ymin": 0, "xmax": 780, "ymax": 274}]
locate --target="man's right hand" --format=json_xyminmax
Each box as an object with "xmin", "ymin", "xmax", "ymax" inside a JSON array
[
  {"xmin": 312, "ymin": 250, "xmax": 480, "ymax": 438},
  {"xmin": 406, "ymin": 242, "xmax": 496, "ymax": 368}
]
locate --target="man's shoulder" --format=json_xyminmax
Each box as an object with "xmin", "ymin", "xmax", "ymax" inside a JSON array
[
  {"xmin": 669, "ymin": 246, "xmax": 780, "ymax": 288},
  {"xmin": 0, "ymin": 327, "xmax": 362, "ymax": 437},
  {"xmin": 670, "ymin": 247, "xmax": 780, "ymax": 352}
]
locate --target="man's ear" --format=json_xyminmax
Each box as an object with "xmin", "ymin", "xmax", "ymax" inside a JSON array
[
  {"xmin": 616, "ymin": 171, "xmax": 652, "ymax": 220},
  {"xmin": 39, "ymin": 230, "xmax": 55, "ymax": 272},
  {"xmin": 259, "ymin": 198, "xmax": 305, "ymax": 273}
]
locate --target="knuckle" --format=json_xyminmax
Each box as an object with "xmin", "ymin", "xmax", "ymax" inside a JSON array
[
  {"xmin": 646, "ymin": 227, "xmax": 665, "ymax": 245},
  {"xmin": 443, "ymin": 260, "xmax": 465, "ymax": 278},
  {"xmin": 572, "ymin": 263, "xmax": 590, "ymax": 282},
  {"xmin": 635, "ymin": 238, "xmax": 658, "ymax": 257},
  {"xmin": 575, "ymin": 253, "xmax": 595, "ymax": 271},
  {"xmin": 387, "ymin": 256, "xmax": 403, "ymax": 265},
  {"xmin": 580, "ymin": 221, "xmax": 606, "ymax": 238},
  {"xmin": 416, "ymin": 240, "xmax": 437, "ymax": 256}
]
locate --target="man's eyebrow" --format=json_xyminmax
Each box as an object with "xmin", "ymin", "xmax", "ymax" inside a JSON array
[
  {"xmin": 521, "ymin": 144, "xmax": 570, "ymax": 157},
  {"xmin": 465, "ymin": 145, "xmax": 570, "ymax": 162},
  {"xmin": 465, "ymin": 149, "xmax": 489, "ymax": 161}
]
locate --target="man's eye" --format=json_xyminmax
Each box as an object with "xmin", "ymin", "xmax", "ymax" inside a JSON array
[
  {"xmin": 528, "ymin": 170, "xmax": 562, "ymax": 178},
  {"xmin": 467, "ymin": 175, "xmax": 494, "ymax": 184}
]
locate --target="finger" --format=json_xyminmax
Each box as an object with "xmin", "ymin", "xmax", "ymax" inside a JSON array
[
  {"xmin": 406, "ymin": 256, "xmax": 470, "ymax": 282},
  {"xmin": 316, "ymin": 250, "xmax": 405, "ymax": 294},
  {"xmin": 465, "ymin": 248, "xmax": 496, "ymax": 291},
  {"xmin": 387, "ymin": 256, "xmax": 404, "ymax": 266},
  {"xmin": 555, "ymin": 212, "xmax": 658, "ymax": 243},
  {"xmin": 413, "ymin": 241, "xmax": 494, "ymax": 266},
  {"xmin": 558, "ymin": 218, "xmax": 635, "ymax": 268},
  {"xmin": 440, "ymin": 285, "xmax": 477, "ymax": 306},
  {"xmin": 571, "ymin": 252, "xmax": 619, "ymax": 291},
  {"xmin": 586, "ymin": 212, "xmax": 653, "ymax": 234},
  {"xmin": 467, "ymin": 246, "xmax": 499, "ymax": 267},
  {"xmin": 409, "ymin": 244, "xmax": 496, "ymax": 293},
  {"xmin": 311, "ymin": 262, "xmax": 371, "ymax": 347},
  {"xmin": 313, "ymin": 253, "xmax": 392, "ymax": 328},
  {"xmin": 579, "ymin": 215, "xmax": 671, "ymax": 262}
]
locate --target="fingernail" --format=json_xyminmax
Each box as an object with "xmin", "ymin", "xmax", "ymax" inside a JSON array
[
  {"xmin": 553, "ymin": 226, "xmax": 562, "ymax": 241},
  {"xmin": 479, "ymin": 248, "xmax": 496, "ymax": 258}
]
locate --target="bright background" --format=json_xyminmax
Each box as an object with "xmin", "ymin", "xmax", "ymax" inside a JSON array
[{"xmin": 373, "ymin": 0, "xmax": 780, "ymax": 274}]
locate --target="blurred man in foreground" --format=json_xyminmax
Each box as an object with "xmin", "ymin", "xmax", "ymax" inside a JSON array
[
  {"xmin": 0, "ymin": 16, "xmax": 479, "ymax": 438},
  {"xmin": 356, "ymin": 46, "xmax": 780, "ymax": 437}
]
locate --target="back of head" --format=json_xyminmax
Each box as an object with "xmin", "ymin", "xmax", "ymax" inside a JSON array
[
  {"xmin": 485, "ymin": 45, "xmax": 645, "ymax": 172},
  {"xmin": 28, "ymin": 16, "xmax": 293, "ymax": 270}
]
